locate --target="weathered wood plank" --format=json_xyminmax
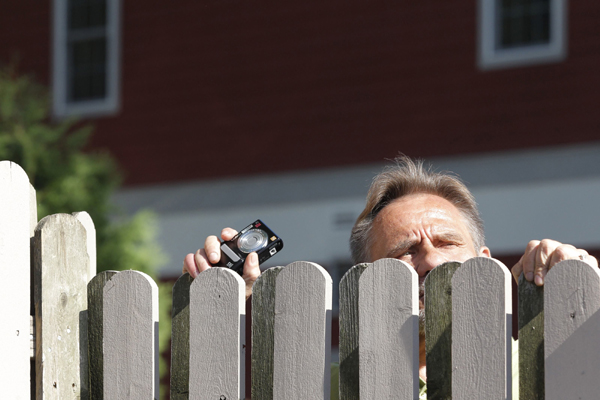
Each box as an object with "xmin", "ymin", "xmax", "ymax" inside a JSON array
[
  {"xmin": 425, "ymin": 261, "xmax": 461, "ymax": 400},
  {"xmin": 338, "ymin": 263, "xmax": 368, "ymax": 400},
  {"xmin": 0, "ymin": 161, "xmax": 32, "ymax": 399},
  {"xmin": 358, "ymin": 258, "xmax": 419, "ymax": 399},
  {"xmin": 72, "ymin": 211, "xmax": 95, "ymax": 400},
  {"xmin": 72, "ymin": 211, "xmax": 96, "ymax": 278},
  {"xmin": 544, "ymin": 259, "xmax": 600, "ymax": 400},
  {"xmin": 102, "ymin": 270, "xmax": 159, "ymax": 399},
  {"xmin": 189, "ymin": 267, "xmax": 246, "ymax": 400},
  {"xmin": 452, "ymin": 257, "xmax": 512, "ymax": 400},
  {"xmin": 518, "ymin": 275, "xmax": 544, "ymax": 400},
  {"xmin": 273, "ymin": 261, "xmax": 332, "ymax": 399},
  {"xmin": 34, "ymin": 213, "xmax": 91, "ymax": 400},
  {"xmin": 251, "ymin": 266, "xmax": 283, "ymax": 400},
  {"xmin": 87, "ymin": 271, "xmax": 118, "ymax": 400},
  {"xmin": 170, "ymin": 273, "xmax": 193, "ymax": 400},
  {"xmin": 29, "ymin": 184, "xmax": 37, "ymax": 400}
]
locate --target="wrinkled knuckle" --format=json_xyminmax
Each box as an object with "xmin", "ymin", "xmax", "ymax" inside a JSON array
[
  {"xmin": 539, "ymin": 238, "xmax": 555, "ymax": 251},
  {"xmin": 526, "ymin": 240, "xmax": 540, "ymax": 251},
  {"xmin": 553, "ymin": 245, "xmax": 571, "ymax": 260}
]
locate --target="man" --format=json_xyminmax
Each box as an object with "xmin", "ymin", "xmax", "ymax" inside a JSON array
[{"xmin": 183, "ymin": 156, "xmax": 598, "ymax": 394}]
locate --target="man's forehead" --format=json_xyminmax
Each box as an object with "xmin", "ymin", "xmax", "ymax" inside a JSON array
[
  {"xmin": 369, "ymin": 193, "xmax": 476, "ymax": 250},
  {"xmin": 375, "ymin": 194, "xmax": 467, "ymax": 228}
]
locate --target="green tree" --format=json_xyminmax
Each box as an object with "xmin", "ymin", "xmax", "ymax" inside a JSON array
[
  {"xmin": 0, "ymin": 65, "xmax": 172, "ymax": 398},
  {"xmin": 0, "ymin": 65, "xmax": 166, "ymax": 276}
]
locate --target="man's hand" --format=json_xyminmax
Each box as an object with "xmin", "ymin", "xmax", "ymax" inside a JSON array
[
  {"xmin": 512, "ymin": 239, "xmax": 598, "ymax": 286},
  {"xmin": 182, "ymin": 227, "xmax": 261, "ymax": 300}
]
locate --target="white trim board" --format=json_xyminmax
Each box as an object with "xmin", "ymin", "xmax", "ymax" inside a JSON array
[
  {"xmin": 478, "ymin": 0, "xmax": 568, "ymax": 70},
  {"xmin": 52, "ymin": 0, "xmax": 122, "ymax": 118}
]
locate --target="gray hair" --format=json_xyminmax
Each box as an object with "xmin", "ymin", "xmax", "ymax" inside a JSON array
[{"xmin": 350, "ymin": 156, "xmax": 485, "ymax": 263}]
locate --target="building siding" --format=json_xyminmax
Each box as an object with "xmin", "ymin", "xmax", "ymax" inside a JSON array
[{"xmin": 1, "ymin": 1, "xmax": 600, "ymax": 185}]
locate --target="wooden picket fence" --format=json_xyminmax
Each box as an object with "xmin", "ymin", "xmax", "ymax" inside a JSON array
[{"xmin": 2, "ymin": 159, "xmax": 600, "ymax": 399}]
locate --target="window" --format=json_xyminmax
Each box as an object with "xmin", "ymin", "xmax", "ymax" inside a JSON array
[
  {"xmin": 478, "ymin": 0, "xmax": 567, "ymax": 70},
  {"xmin": 53, "ymin": 0, "xmax": 121, "ymax": 117}
]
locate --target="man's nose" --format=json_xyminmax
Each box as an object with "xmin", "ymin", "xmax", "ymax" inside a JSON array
[{"xmin": 415, "ymin": 250, "xmax": 446, "ymax": 277}]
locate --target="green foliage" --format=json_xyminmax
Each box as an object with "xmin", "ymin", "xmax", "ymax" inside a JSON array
[
  {"xmin": 1, "ymin": 65, "xmax": 172, "ymax": 399},
  {"xmin": 0, "ymin": 65, "xmax": 166, "ymax": 276}
]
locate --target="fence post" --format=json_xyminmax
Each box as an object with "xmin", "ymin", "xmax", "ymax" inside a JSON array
[
  {"xmin": 189, "ymin": 267, "xmax": 246, "ymax": 400},
  {"xmin": 358, "ymin": 258, "xmax": 419, "ymax": 399},
  {"xmin": 251, "ymin": 266, "xmax": 283, "ymax": 400},
  {"xmin": 544, "ymin": 259, "xmax": 600, "ymax": 400},
  {"xmin": 88, "ymin": 270, "xmax": 159, "ymax": 399},
  {"xmin": 87, "ymin": 271, "xmax": 118, "ymax": 399},
  {"xmin": 338, "ymin": 263, "xmax": 368, "ymax": 400},
  {"xmin": 0, "ymin": 161, "xmax": 33, "ymax": 399},
  {"xmin": 452, "ymin": 257, "xmax": 512, "ymax": 400},
  {"xmin": 272, "ymin": 261, "xmax": 332, "ymax": 399},
  {"xmin": 425, "ymin": 261, "xmax": 461, "ymax": 400},
  {"xmin": 34, "ymin": 213, "xmax": 91, "ymax": 400}
]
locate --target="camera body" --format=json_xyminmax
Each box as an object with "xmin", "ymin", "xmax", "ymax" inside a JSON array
[{"xmin": 215, "ymin": 219, "xmax": 284, "ymax": 274}]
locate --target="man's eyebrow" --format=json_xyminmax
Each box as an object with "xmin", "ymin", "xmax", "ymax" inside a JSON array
[
  {"xmin": 436, "ymin": 231, "xmax": 468, "ymax": 243},
  {"xmin": 385, "ymin": 231, "xmax": 468, "ymax": 258},
  {"xmin": 386, "ymin": 238, "xmax": 418, "ymax": 258}
]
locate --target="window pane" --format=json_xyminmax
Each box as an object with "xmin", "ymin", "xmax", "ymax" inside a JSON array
[
  {"xmin": 68, "ymin": 38, "xmax": 107, "ymax": 102},
  {"xmin": 68, "ymin": 0, "xmax": 106, "ymax": 30},
  {"xmin": 499, "ymin": 0, "xmax": 550, "ymax": 48}
]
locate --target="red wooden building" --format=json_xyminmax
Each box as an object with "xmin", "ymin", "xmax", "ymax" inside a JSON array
[{"xmin": 2, "ymin": 0, "xmax": 599, "ymax": 281}]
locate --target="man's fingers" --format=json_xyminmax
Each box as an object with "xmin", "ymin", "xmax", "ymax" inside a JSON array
[
  {"xmin": 547, "ymin": 244, "xmax": 580, "ymax": 270},
  {"xmin": 533, "ymin": 239, "xmax": 561, "ymax": 286},
  {"xmin": 587, "ymin": 255, "xmax": 599, "ymax": 268},
  {"xmin": 242, "ymin": 252, "xmax": 261, "ymax": 300},
  {"xmin": 221, "ymin": 228, "xmax": 238, "ymax": 241},
  {"xmin": 521, "ymin": 240, "xmax": 540, "ymax": 282},
  {"xmin": 194, "ymin": 248, "xmax": 213, "ymax": 273},
  {"xmin": 204, "ymin": 235, "xmax": 221, "ymax": 264},
  {"xmin": 182, "ymin": 253, "xmax": 199, "ymax": 278}
]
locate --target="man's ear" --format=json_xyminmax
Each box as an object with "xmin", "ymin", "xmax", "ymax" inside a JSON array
[{"xmin": 479, "ymin": 246, "xmax": 491, "ymax": 258}]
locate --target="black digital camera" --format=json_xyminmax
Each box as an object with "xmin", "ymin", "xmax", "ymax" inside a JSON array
[{"xmin": 215, "ymin": 219, "xmax": 284, "ymax": 275}]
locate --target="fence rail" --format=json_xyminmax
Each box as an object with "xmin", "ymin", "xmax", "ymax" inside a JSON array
[{"xmin": 2, "ymin": 160, "xmax": 600, "ymax": 399}]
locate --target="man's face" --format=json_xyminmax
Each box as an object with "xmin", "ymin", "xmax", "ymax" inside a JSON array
[
  {"xmin": 368, "ymin": 193, "xmax": 490, "ymax": 332},
  {"xmin": 369, "ymin": 193, "xmax": 488, "ymax": 271}
]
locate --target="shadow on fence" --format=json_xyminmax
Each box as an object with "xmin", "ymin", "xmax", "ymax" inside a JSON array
[{"xmin": 3, "ymin": 160, "xmax": 600, "ymax": 399}]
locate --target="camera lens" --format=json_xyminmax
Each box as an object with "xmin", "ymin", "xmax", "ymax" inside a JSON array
[{"xmin": 237, "ymin": 229, "xmax": 268, "ymax": 253}]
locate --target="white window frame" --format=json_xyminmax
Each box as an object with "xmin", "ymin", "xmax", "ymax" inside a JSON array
[
  {"xmin": 52, "ymin": 0, "xmax": 121, "ymax": 118},
  {"xmin": 478, "ymin": 0, "xmax": 568, "ymax": 70}
]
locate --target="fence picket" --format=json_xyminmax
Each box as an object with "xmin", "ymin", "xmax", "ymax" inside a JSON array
[
  {"xmin": 87, "ymin": 271, "xmax": 118, "ymax": 400},
  {"xmin": 33, "ymin": 213, "xmax": 91, "ymax": 400},
  {"xmin": 72, "ymin": 211, "xmax": 96, "ymax": 278},
  {"xmin": 189, "ymin": 267, "xmax": 246, "ymax": 400},
  {"xmin": 425, "ymin": 261, "xmax": 461, "ymax": 400},
  {"xmin": 358, "ymin": 258, "xmax": 419, "ymax": 399},
  {"xmin": 99, "ymin": 270, "xmax": 159, "ymax": 399},
  {"xmin": 518, "ymin": 276, "xmax": 544, "ymax": 400},
  {"xmin": 338, "ymin": 263, "xmax": 368, "ymax": 400},
  {"xmin": 452, "ymin": 257, "xmax": 512, "ymax": 399},
  {"xmin": 170, "ymin": 273, "xmax": 193, "ymax": 400},
  {"xmin": 273, "ymin": 261, "xmax": 332, "ymax": 399},
  {"xmin": 251, "ymin": 266, "xmax": 283, "ymax": 400},
  {"xmin": 29, "ymin": 180, "xmax": 37, "ymax": 400},
  {"xmin": 544, "ymin": 259, "xmax": 600, "ymax": 400},
  {"xmin": 0, "ymin": 161, "xmax": 32, "ymax": 400}
]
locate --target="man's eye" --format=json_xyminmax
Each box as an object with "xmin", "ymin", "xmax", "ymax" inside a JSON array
[{"xmin": 441, "ymin": 242, "xmax": 458, "ymax": 247}]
